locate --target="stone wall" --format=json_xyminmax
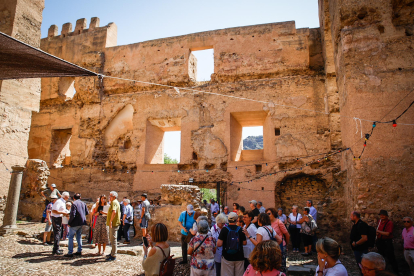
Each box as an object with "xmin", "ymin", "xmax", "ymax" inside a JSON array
[
  {"xmin": 0, "ymin": 0, "xmax": 44, "ymax": 198},
  {"xmin": 319, "ymin": 0, "xmax": 414, "ymax": 245}
]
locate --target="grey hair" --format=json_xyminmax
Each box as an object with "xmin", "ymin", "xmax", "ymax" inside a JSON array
[
  {"xmin": 197, "ymin": 215, "xmax": 209, "ymax": 223},
  {"xmin": 404, "ymin": 216, "xmax": 413, "ymax": 222},
  {"xmin": 198, "ymin": 220, "xmax": 209, "ymax": 234},
  {"xmin": 362, "ymin": 252, "xmax": 386, "ymax": 270},
  {"xmin": 215, "ymin": 213, "xmax": 228, "ymax": 224},
  {"xmin": 61, "ymin": 191, "xmax": 70, "ymax": 198},
  {"xmin": 123, "ymin": 198, "xmax": 130, "ymax": 204},
  {"xmin": 110, "ymin": 191, "xmax": 118, "ymax": 198},
  {"xmin": 292, "ymin": 205, "xmax": 298, "ymax": 210},
  {"xmin": 224, "ymin": 206, "xmax": 229, "ymax": 209},
  {"xmin": 65, "ymin": 202, "xmax": 72, "ymax": 206}
]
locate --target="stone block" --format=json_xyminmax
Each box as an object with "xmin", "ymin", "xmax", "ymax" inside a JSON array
[
  {"xmin": 61, "ymin": 22, "xmax": 72, "ymax": 35},
  {"xmin": 48, "ymin": 25, "xmax": 58, "ymax": 37}
]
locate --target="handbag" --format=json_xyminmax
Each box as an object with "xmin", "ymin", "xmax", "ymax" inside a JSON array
[{"xmin": 288, "ymin": 213, "xmax": 298, "ymax": 232}]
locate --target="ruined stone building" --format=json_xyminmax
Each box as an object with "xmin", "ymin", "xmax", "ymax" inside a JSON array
[{"xmin": 1, "ymin": 0, "xmax": 413, "ymax": 244}]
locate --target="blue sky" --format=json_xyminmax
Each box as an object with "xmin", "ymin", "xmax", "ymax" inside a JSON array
[{"xmin": 41, "ymin": 0, "xmax": 319, "ymax": 162}]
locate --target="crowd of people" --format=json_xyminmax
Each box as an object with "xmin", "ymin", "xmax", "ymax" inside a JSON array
[{"xmin": 39, "ymin": 184, "xmax": 414, "ymax": 276}]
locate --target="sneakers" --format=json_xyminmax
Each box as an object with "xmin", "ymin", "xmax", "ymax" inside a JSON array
[
  {"xmin": 74, "ymin": 252, "xmax": 82, "ymax": 256},
  {"xmin": 52, "ymin": 251, "xmax": 63, "ymax": 255},
  {"xmin": 106, "ymin": 256, "xmax": 116, "ymax": 261},
  {"xmin": 64, "ymin": 253, "xmax": 74, "ymax": 257}
]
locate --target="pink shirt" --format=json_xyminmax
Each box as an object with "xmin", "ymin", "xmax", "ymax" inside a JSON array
[
  {"xmin": 271, "ymin": 219, "xmax": 288, "ymax": 246},
  {"xmin": 402, "ymin": 226, "xmax": 414, "ymax": 249},
  {"xmin": 243, "ymin": 264, "xmax": 286, "ymax": 276}
]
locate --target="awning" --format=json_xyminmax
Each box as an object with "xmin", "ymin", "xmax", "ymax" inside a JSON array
[{"xmin": 0, "ymin": 31, "xmax": 98, "ymax": 80}]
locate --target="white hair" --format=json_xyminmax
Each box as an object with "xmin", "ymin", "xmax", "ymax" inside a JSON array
[
  {"xmin": 404, "ymin": 216, "xmax": 413, "ymax": 222},
  {"xmin": 110, "ymin": 191, "xmax": 118, "ymax": 198},
  {"xmin": 61, "ymin": 191, "xmax": 70, "ymax": 198},
  {"xmin": 215, "ymin": 213, "xmax": 228, "ymax": 224},
  {"xmin": 362, "ymin": 252, "xmax": 386, "ymax": 270},
  {"xmin": 123, "ymin": 198, "xmax": 130, "ymax": 204}
]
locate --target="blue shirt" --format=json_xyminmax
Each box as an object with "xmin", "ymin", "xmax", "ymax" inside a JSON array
[
  {"xmin": 309, "ymin": 206, "xmax": 317, "ymax": 222},
  {"xmin": 123, "ymin": 204, "xmax": 133, "ymax": 224},
  {"xmin": 178, "ymin": 211, "xmax": 195, "ymax": 236}
]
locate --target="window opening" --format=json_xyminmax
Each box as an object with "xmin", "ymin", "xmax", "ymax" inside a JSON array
[
  {"xmin": 164, "ymin": 131, "xmax": 181, "ymax": 164},
  {"xmin": 189, "ymin": 48, "xmax": 214, "ymax": 82},
  {"xmin": 255, "ymin": 165, "xmax": 262, "ymax": 173},
  {"xmin": 242, "ymin": 126, "xmax": 263, "ymax": 150}
]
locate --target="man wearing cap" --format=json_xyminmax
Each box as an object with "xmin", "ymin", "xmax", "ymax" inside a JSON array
[
  {"xmin": 139, "ymin": 193, "xmax": 151, "ymax": 257},
  {"xmin": 376, "ymin": 210, "xmax": 399, "ymax": 274},
  {"xmin": 217, "ymin": 212, "xmax": 247, "ymax": 276},
  {"xmin": 51, "ymin": 191, "xmax": 70, "ymax": 255},
  {"xmin": 402, "ymin": 216, "xmax": 414, "ymax": 275},
  {"xmin": 41, "ymin": 183, "xmax": 61, "ymax": 206},
  {"xmin": 178, "ymin": 204, "xmax": 196, "ymax": 264},
  {"xmin": 249, "ymin": 200, "xmax": 260, "ymax": 228}
]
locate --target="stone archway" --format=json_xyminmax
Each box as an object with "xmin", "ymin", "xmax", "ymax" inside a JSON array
[{"xmin": 275, "ymin": 173, "xmax": 327, "ymax": 214}]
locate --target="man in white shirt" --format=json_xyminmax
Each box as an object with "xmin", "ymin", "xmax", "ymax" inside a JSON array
[{"xmin": 51, "ymin": 191, "xmax": 70, "ymax": 255}]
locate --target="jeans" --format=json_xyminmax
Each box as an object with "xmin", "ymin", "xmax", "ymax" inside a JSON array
[
  {"xmin": 68, "ymin": 225, "xmax": 83, "ymax": 254},
  {"xmin": 181, "ymin": 234, "xmax": 188, "ymax": 262},
  {"xmin": 377, "ymin": 239, "xmax": 399, "ymax": 274},
  {"xmin": 404, "ymin": 250, "xmax": 414, "ymax": 276},
  {"xmin": 215, "ymin": 261, "xmax": 221, "ymax": 276},
  {"xmin": 109, "ymin": 226, "xmax": 119, "ymax": 257},
  {"xmin": 123, "ymin": 223, "xmax": 131, "ymax": 242},
  {"xmin": 52, "ymin": 217, "xmax": 62, "ymax": 253},
  {"xmin": 353, "ymin": 249, "xmax": 368, "ymax": 276}
]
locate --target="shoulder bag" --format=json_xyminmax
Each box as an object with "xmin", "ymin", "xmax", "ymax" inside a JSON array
[{"xmin": 184, "ymin": 212, "xmax": 195, "ymax": 243}]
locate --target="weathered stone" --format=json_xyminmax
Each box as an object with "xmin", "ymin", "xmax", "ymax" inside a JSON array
[{"xmin": 287, "ymin": 265, "xmax": 313, "ymax": 276}]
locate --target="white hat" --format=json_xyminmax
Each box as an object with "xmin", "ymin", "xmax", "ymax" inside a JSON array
[
  {"xmin": 187, "ymin": 204, "xmax": 194, "ymax": 214},
  {"xmin": 228, "ymin": 212, "xmax": 238, "ymax": 223},
  {"xmin": 51, "ymin": 183, "xmax": 56, "ymax": 188}
]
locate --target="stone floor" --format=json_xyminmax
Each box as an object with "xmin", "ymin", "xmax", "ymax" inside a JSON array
[{"xmin": 0, "ymin": 221, "xmax": 406, "ymax": 276}]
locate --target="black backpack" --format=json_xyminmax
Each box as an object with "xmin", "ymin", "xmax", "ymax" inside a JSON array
[{"xmin": 225, "ymin": 226, "xmax": 241, "ymax": 254}]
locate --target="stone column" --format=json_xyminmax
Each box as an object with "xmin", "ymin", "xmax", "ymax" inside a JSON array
[{"xmin": 0, "ymin": 165, "xmax": 25, "ymax": 235}]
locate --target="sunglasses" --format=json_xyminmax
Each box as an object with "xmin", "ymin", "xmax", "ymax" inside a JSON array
[
  {"xmin": 267, "ymin": 213, "xmax": 272, "ymax": 215},
  {"xmin": 403, "ymin": 221, "xmax": 411, "ymax": 223},
  {"xmin": 358, "ymin": 264, "xmax": 375, "ymax": 272}
]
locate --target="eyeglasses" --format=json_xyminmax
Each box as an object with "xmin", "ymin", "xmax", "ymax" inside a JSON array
[
  {"xmin": 403, "ymin": 221, "xmax": 411, "ymax": 223},
  {"xmin": 358, "ymin": 264, "xmax": 375, "ymax": 272}
]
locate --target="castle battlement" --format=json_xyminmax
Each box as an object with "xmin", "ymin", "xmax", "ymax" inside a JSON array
[{"xmin": 47, "ymin": 17, "xmax": 115, "ymax": 38}]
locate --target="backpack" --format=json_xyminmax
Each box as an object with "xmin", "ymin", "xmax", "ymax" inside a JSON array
[
  {"xmin": 225, "ymin": 226, "xmax": 241, "ymax": 254},
  {"xmin": 157, "ymin": 246, "xmax": 175, "ymax": 276},
  {"xmin": 366, "ymin": 223, "xmax": 377, "ymax": 248},
  {"xmin": 263, "ymin": 226, "xmax": 278, "ymax": 242}
]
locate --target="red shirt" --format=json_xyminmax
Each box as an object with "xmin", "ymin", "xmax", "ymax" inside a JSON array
[{"xmin": 377, "ymin": 219, "xmax": 393, "ymax": 240}]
